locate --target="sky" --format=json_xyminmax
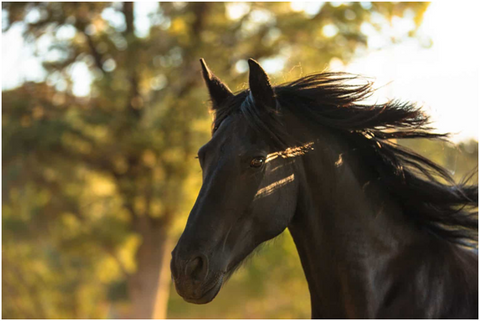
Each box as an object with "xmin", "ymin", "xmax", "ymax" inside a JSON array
[
  {"xmin": 343, "ymin": 2, "xmax": 480, "ymax": 142},
  {"xmin": 2, "ymin": 2, "xmax": 479, "ymax": 142}
]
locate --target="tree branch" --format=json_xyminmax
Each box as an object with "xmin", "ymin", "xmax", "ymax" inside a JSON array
[
  {"xmin": 72, "ymin": 9, "xmax": 106, "ymax": 75},
  {"xmin": 122, "ymin": 2, "xmax": 135, "ymax": 36},
  {"xmin": 83, "ymin": 31, "xmax": 106, "ymax": 75},
  {"xmin": 121, "ymin": 2, "xmax": 142, "ymax": 118}
]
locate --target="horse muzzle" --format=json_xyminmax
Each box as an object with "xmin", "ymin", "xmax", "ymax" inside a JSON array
[{"xmin": 171, "ymin": 250, "xmax": 225, "ymax": 304}]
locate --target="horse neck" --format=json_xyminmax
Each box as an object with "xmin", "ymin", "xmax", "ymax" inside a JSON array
[{"xmin": 286, "ymin": 124, "xmax": 429, "ymax": 318}]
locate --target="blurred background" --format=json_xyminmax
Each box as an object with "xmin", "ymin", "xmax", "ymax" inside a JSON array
[{"xmin": 2, "ymin": 2, "xmax": 478, "ymax": 319}]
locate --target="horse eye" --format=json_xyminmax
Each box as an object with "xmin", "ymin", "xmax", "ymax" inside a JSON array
[{"xmin": 250, "ymin": 157, "xmax": 266, "ymax": 168}]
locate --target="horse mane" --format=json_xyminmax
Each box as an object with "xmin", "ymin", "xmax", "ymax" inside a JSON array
[{"xmin": 213, "ymin": 72, "xmax": 478, "ymax": 246}]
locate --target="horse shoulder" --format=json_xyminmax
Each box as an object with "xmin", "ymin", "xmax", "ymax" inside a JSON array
[{"xmin": 376, "ymin": 240, "xmax": 477, "ymax": 318}]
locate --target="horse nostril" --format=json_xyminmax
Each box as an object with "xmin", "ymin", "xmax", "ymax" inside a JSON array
[
  {"xmin": 185, "ymin": 255, "xmax": 209, "ymax": 281},
  {"xmin": 185, "ymin": 257, "xmax": 201, "ymax": 276}
]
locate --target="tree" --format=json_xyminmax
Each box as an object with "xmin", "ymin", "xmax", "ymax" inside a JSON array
[{"xmin": 2, "ymin": 2, "xmax": 431, "ymax": 318}]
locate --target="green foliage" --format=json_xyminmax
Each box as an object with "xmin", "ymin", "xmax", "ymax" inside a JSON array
[{"xmin": 4, "ymin": 2, "xmax": 472, "ymax": 319}]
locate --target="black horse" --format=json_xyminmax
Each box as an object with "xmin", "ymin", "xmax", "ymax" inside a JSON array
[{"xmin": 171, "ymin": 59, "xmax": 478, "ymax": 318}]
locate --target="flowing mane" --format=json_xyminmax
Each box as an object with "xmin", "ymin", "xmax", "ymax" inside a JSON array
[{"xmin": 213, "ymin": 72, "xmax": 478, "ymax": 246}]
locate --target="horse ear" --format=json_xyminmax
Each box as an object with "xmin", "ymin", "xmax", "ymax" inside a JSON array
[
  {"xmin": 200, "ymin": 58, "xmax": 233, "ymax": 109},
  {"xmin": 248, "ymin": 58, "xmax": 276, "ymax": 108}
]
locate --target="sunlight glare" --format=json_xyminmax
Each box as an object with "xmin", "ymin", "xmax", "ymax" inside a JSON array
[
  {"xmin": 56, "ymin": 25, "xmax": 76, "ymax": 40},
  {"xmin": 101, "ymin": 7, "xmax": 127, "ymax": 32},
  {"xmin": 260, "ymin": 57, "xmax": 286, "ymax": 74},
  {"xmin": 343, "ymin": 2, "xmax": 479, "ymax": 142},
  {"xmin": 335, "ymin": 154, "xmax": 343, "ymax": 167},
  {"xmin": 226, "ymin": 3, "xmax": 250, "ymax": 21},
  {"xmin": 134, "ymin": 2, "xmax": 159, "ymax": 38},
  {"xmin": 322, "ymin": 24, "xmax": 339, "ymax": 38},
  {"xmin": 69, "ymin": 62, "xmax": 93, "ymax": 97},
  {"xmin": 290, "ymin": 2, "xmax": 325, "ymax": 18},
  {"xmin": 255, "ymin": 174, "xmax": 295, "ymax": 199},
  {"xmin": 235, "ymin": 60, "xmax": 249, "ymax": 73},
  {"xmin": 265, "ymin": 142, "xmax": 315, "ymax": 163},
  {"xmin": 290, "ymin": 2, "xmax": 306, "ymax": 12}
]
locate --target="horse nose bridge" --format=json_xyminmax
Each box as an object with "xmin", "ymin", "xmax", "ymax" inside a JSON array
[
  {"xmin": 177, "ymin": 227, "xmax": 223, "ymax": 257},
  {"xmin": 183, "ymin": 204, "xmax": 230, "ymax": 245},
  {"xmin": 173, "ymin": 177, "xmax": 233, "ymax": 268},
  {"xmin": 173, "ymin": 224, "xmax": 219, "ymax": 262},
  {"xmin": 197, "ymin": 163, "xmax": 234, "ymax": 201}
]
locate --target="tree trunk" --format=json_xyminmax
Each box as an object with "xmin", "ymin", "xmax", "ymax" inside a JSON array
[
  {"xmin": 127, "ymin": 221, "xmax": 173, "ymax": 319},
  {"xmin": 153, "ymin": 237, "xmax": 174, "ymax": 319}
]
